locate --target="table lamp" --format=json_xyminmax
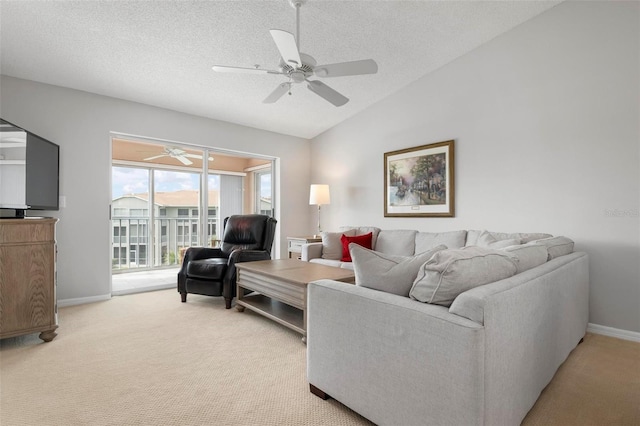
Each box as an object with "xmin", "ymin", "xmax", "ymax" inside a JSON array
[{"xmin": 309, "ymin": 184, "xmax": 330, "ymax": 237}]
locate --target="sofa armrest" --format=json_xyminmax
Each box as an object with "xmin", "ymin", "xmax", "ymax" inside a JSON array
[
  {"xmin": 301, "ymin": 242, "xmax": 323, "ymax": 261},
  {"xmin": 307, "ymin": 280, "xmax": 484, "ymax": 426}
]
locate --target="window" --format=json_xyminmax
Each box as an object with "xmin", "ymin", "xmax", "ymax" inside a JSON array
[
  {"xmin": 113, "ymin": 226, "xmax": 126, "ymax": 243},
  {"xmin": 114, "ymin": 208, "xmax": 127, "ymax": 216},
  {"xmin": 255, "ymin": 168, "xmax": 272, "ymax": 216},
  {"xmin": 130, "ymin": 209, "xmax": 148, "ymax": 216},
  {"xmin": 191, "ymin": 209, "xmax": 198, "ymax": 216},
  {"xmin": 159, "ymin": 208, "xmax": 166, "ymax": 216},
  {"xmin": 178, "ymin": 209, "xmax": 189, "ymax": 217},
  {"xmin": 113, "ymin": 247, "xmax": 126, "ymax": 265}
]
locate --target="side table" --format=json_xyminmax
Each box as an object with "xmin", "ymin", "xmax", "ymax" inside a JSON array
[{"xmin": 287, "ymin": 236, "xmax": 322, "ymax": 259}]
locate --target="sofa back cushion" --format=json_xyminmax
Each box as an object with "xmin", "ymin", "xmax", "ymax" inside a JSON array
[
  {"xmin": 410, "ymin": 246, "xmax": 518, "ymax": 307},
  {"xmin": 350, "ymin": 243, "xmax": 447, "ymax": 296},
  {"xmin": 415, "ymin": 230, "xmax": 467, "ymax": 253},
  {"xmin": 525, "ymin": 236, "xmax": 575, "ymax": 260},
  {"xmin": 321, "ymin": 230, "xmax": 355, "ymax": 260},
  {"xmin": 375, "ymin": 230, "xmax": 418, "ymax": 256},
  {"xmin": 465, "ymin": 230, "xmax": 552, "ymax": 246}
]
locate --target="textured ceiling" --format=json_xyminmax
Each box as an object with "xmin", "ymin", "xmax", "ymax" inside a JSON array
[{"xmin": 0, "ymin": 1, "xmax": 560, "ymax": 139}]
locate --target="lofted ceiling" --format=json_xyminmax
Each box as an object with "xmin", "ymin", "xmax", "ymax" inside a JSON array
[{"xmin": 0, "ymin": 1, "xmax": 560, "ymax": 139}]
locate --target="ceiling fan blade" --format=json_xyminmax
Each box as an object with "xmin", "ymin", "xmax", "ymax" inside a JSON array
[
  {"xmin": 269, "ymin": 29, "xmax": 301, "ymax": 68},
  {"xmin": 144, "ymin": 154, "xmax": 167, "ymax": 161},
  {"xmin": 176, "ymin": 156, "xmax": 193, "ymax": 166},
  {"xmin": 263, "ymin": 83, "xmax": 291, "ymax": 104},
  {"xmin": 212, "ymin": 65, "xmax": 282, "ymax": 75},
  {"xmin": 183, "ymin": 153, "xmax": 214, "ymax": 161},
  {"xmin": 314, "ymin": 59, "xmax": 378, "ymax": 78},
  {"xmin": 307, "ymin": 80, "xmax": 349, "ymax": 107}
]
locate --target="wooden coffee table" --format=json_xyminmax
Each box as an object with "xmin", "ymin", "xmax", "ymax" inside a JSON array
[{"xmin": 235, "ymin": 259, "xmax": 355, "ymax": 342}]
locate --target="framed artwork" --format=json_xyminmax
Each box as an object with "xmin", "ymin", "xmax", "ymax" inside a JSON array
[{"xmin": 384, "ymin": 140, "xmax": 455, "ymax": 217}]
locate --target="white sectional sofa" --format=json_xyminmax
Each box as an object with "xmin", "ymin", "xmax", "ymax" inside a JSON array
[{"xmin": 305, "ymin": 227, "xmax": 589, "ymax": 426}]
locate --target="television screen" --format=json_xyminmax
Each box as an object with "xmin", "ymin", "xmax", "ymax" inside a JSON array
[{"xmin": 25, "ymin": 132, "xmax": 59, "ymax": 210}]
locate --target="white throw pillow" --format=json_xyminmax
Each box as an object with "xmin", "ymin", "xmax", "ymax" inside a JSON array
[
  {"xmin": 350, "ymin": 243, "xmax": 447, "ymax": 297},
  {"xmin": 526, "ymin": 236, "xmax": 574, "ymax": 260},
  {"xmin": 501, "ymin": 244, "xmax": 548, "ymax": 273},
  {"xmin": 321, "ymin": 230, "xmax": 355, "ymax": 260},
  {"xmin": 410, "ymin": 246, "xmax": 518, "ymax": 307}
]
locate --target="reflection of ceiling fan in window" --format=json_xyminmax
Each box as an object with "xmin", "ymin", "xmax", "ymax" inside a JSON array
[{"xmin": 143, "ymin": 147, "xmax": 213, "ymax": 166}]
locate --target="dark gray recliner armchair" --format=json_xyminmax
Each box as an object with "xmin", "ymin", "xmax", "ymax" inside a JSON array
[{"xmin": 177, "ymin": 214, "xmax": 277, "ymax": 309}]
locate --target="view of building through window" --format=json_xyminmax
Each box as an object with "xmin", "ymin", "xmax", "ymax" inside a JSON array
[
  {"xmin": 111, "ymin": 167, "xmax": 222, "ymax": 271},
  {"xmin": 110, "ymin": 138, "xmax": 275, "ymax": 290}
]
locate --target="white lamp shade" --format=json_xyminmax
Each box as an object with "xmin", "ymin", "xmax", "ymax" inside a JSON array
[{"xmin": 309, "ymin": 184, "xmax": 331, "ymax": 205}]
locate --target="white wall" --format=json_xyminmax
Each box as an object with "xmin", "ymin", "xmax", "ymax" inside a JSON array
[
  {"xmin": 0, "ymin": 76, "xmax": 311, "ymax": 301},
  {"xmin": 310, "ymin": 1, "xmax": 640, "ymax": 333}
]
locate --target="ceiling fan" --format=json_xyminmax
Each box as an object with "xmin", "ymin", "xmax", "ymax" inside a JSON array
[
  {"xmin": 212, "ymin": 0, "xmax": 378, "ymax": 107},
  {"xmin": 143, "ymin": 147, "xmax": 213, "ymax": 166}
]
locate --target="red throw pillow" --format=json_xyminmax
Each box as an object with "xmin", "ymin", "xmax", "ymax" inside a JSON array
[{"xmin": 340, "ymin": 232, "xmax": 373, "ymax": 262}]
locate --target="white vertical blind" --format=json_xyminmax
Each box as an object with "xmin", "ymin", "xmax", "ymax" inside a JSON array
[{"xmin": 219, "ymin": 175, "xmax": 243, "ymax": 229}]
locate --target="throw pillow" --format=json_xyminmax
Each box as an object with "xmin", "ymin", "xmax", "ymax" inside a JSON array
[
  {"xmin": 526, "ymin": 236, "xmax": 575, "ymax": 260},
  {"xmin": 321, "ymin": 230, "xmax": 355, "ymax": 260},
  {"xmin": 409, "ymin": 246, "xmax": 518, "ymax": 307},
  {"xmin": 341, "ymin": 232, "xmax": 373, "ymax": 262},
  {"xmin": 501, "ymin": 244, "xmax": 548, "ymax": 273},
  {"xmin": 476, "ymin": 229, "xmax": 522, "ymax": 249},
  {"xmin": 349, "ymin": 243, "xmax": 447, "ymax": 297}
]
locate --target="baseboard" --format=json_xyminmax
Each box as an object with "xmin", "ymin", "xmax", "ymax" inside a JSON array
[
  {"xmin": 587, "ymin": 323, "xmax": 640, "ymax": 343},
  {"xmin": 58, "ymin": 294, "xmax": 111, "ymax": 308}
]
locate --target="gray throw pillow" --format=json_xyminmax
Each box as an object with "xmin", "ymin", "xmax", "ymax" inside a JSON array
[
  {"xmin": 321, "ymin": 230, "xmax": 355, "ymax": 260},
  {"xmin": 501, "ymin": 244, "xmax": 548, "ymax": 273},
  {"xmin": 410, "ymin": 246, "xmax": 518, "ymax": 307},
  {"xmin": 350, "ymin": 243, "xmax": 447, "ymax": 297},
  {"xmin": 476, "ymin": 229, "xmax": 521, "ymax": 249}
]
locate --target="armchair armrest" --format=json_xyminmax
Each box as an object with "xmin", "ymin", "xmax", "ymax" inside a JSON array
[
  {"xmin": 223, "ymin": 249, "xmax": 272, "ymax": 300},
  {"xmin": 301, "ymin": 242, "xmax": 323, "ymax": 261},
  {"xmin": 177, "ymin": 247, "xmax": 226, "ymax": 294},
  {"xmin": 228, "ymin": 249, "xmax": 272, "ymax": 265}
]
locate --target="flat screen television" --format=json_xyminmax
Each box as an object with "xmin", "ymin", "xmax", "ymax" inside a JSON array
[{"xmin": 0, "ymin": 119, "xmax": 59, "ymax": 217}]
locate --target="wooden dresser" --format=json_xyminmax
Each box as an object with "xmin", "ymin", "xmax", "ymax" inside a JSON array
[{"xmin": 0, "ymin": 217, "xmax": 58, "ymax": 342}]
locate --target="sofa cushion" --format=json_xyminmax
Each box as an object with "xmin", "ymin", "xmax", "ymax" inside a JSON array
[
  {"xmin": 309, "ymin": 258, "xmax": 354, "ymax": 269},
  {"xmin": 526, "ymin": 236, "xmax": 574, "ymax": 260},
  {"xmin": 466, "ymin": 230, "xmax": 552, "ymax": 246},
  {"xmin": 409, "ymin": 246, "xmax": 518, "ymax": 307},
  {"xmin": 321, "ymin": 229, "xmax": 355, "ymax": 260},
  {"xmin": 350, "ymin": 243, "xmax": 447, "ymax": 297},
  {"xmin": 375, "ymin": 230, "xmax": 418, "ymax": 256},
  {"xmin": 476, "ymin": 230, "xmax": 521, "ymax": 249},
  {"xmin": 341, "ymin": 232, "xmax": 373, "ymax": 262},
  {"xmin": 501, "ymin": 244, "xmax": 548, "ymax": 273},
  {"xmin": 415, "ymin": 230, "xmax": 467, "ymax": 253}
]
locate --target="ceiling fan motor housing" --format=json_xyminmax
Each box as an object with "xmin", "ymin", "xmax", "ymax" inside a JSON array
[
  {"xmin": 288, "ymin": 0, "xmax": 307, "ymax": 8},
  {"xmin": 280, "ymin": 53, "xmax": 316, "ymax": 83}
]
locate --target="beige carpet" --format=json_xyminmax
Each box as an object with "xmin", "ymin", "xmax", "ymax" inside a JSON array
[{"xmin": 1, "ymin": 289, "xmax": 638, "ymax": 426}]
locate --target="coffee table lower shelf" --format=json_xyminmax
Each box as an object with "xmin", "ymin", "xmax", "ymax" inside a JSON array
[{"xmin": 236, "ymin": 294, "xmax": 304, "ymax": 336}]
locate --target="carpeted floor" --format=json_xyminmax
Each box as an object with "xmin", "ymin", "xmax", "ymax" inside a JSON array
[{"xmin": 0, "ymin": 289, "xmax": 638, "ymax": 425}]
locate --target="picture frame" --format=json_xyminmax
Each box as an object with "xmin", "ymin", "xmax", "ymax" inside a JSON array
[{"xmin": 384, "ymin": 140, "xmax": 455, "ymax": 217}]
